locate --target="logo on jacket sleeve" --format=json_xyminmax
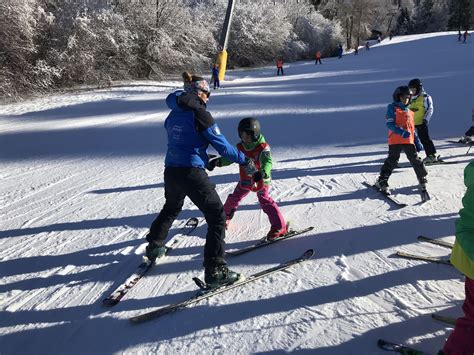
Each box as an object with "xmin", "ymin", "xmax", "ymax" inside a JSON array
[{"xmin": 212, "ymin": 126, "xmax": 221, "ymax": 135}]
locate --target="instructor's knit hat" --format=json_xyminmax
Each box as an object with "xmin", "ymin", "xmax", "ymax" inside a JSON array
[{"xmin": 182, "ymin": 71, "xmax": 210, "ymax": 95}]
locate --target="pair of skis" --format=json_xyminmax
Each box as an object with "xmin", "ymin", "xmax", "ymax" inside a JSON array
[
  {"xmin": 363, "ymin": 181, "xmax": 430, "ymax": 208},
  {"xmin": 394, "ymin": 235, "xmax": 453, "ymax": 265},
  {"xmin": 104, "ymin": 216, "xmax": 315, "ymax": 323}
]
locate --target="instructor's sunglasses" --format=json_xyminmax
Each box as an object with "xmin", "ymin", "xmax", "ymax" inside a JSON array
[{"xmin": 199, "ymin": 90, "xmax": 211, "ymax": 98}]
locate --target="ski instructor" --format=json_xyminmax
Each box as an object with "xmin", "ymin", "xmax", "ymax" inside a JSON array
[{"xmin": 144, "ymin": 73, "xmax": 256, "ymax": 289}]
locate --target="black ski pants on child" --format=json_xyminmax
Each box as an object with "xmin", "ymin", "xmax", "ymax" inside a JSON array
[
  {"xmin": 380, "ymin": 144, "xmax": 427, "ymax": 180},
  {"xmin": 415, "ymin": 122, "xmax": 437, "ymax": 156},
  {"xmin": 146, "ymin": 167, "xmax": 226, "ymax": 268}
]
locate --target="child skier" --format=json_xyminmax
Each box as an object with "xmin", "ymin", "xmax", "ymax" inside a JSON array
[
  {"xmin": 208, "ymin": 117, "xmax": 287, "ymax": 241},
  {"xmin": 315, "ymin": 51, "xmax": 322, "ymax": 64},
  {"xmin": 375, "ymin": 86, "xmax": 428, "ymax": 194},
  {"xmin": 212, "ymin": 64, "xmax": 220, "ymax": 89},
  {"xmin": 276, "ymin": 58, "xmax": 284, "ymax": 76},
  {"xmin": 408, "ymin": 78, "xmax": 439, "ymax": 163}
]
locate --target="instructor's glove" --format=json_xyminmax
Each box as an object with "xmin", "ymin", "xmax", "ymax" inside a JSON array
[{"xmin": 206, "ymin": 155, "xmax": 222, "ymax": 171}]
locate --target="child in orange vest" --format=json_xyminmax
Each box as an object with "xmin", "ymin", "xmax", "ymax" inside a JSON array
[
  {"xmin": 276, "ymin": 58, "xmax": 284, "ymax": 76},
  {"xmin": 375, "ymin": 86, "xmax": 428, "ymax": 194},
  {"xmin": 315, "ymin": 51, "xmax": 322, "ymax": 64},
  {"xmin": 208, "ymin": 117, "xmax": 287, "ymax": 240}
]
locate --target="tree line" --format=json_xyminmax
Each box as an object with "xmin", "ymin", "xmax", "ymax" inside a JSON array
[{"xmin": 0, "ymin": 0, "xmax": 471, "ymax": 100}]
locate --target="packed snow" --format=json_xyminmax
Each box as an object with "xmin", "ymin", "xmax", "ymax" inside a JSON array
[{"xmin": 1, "ymin": 32, "xmax": 473, "ymax": 354}]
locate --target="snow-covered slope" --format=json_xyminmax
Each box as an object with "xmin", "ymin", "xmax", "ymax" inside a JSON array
[{"xmin": 1, "ymin": 32, "xmax": 473, "ymax": 354}]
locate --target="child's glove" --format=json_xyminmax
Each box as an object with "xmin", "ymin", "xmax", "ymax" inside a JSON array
[
  {"xmin": 252, "ymin": 171, "xmax": 264, "ymax": 182},
  {"xmin": 400, "ymin": 129, "xmax": 411, "ymax": 139},
  {"xmin": 241, "ymin": 158, "xmax": 257, "ymax": 175}
]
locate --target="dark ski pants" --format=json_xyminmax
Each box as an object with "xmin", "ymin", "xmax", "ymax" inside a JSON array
[
  {"xmin": 147, "ymin": 167, "xmax": 226, "ymax": 268},
  {"xmin": 213, "ymin": 77, "xmax": 220, "ymax": 89},
  {"xmin": 415, "ymin": 122, "xmax": 436, "ymax": 156},
  {"xmin": 277, "ymin": 67, "xmax": 284, "ymax": 76},
  {"xmin": 315, "ymin": 59, "xmax": 322, "ymax": 64},
  {"xmin": 466, "ymin": 125, "xmax": 474, "ymax": 137},
  {"xmin": 380, "ymin": 144, "xmax": 427, "ymax": 181}
]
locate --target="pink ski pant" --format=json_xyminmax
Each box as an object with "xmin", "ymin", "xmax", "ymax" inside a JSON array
[
  {"xmin": 443, "ymin": 276, "xmax": 474, "ymax": 354},
  {"xmin": 224, "ymin": 184, "xmax": 285, "ymax": 230}
]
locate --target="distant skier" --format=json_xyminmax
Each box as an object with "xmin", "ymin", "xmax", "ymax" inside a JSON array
[
  {"xmin": 461, "ymin": 127, "xmax": 474, "ymax": 143},
  {"xmin": 463, "ymin": 30, "xmax": 471, "ymax": 43},
  {"xmin": 354, "ymin": 45, "xmax": 359, "ymax": 55},
  {"xmin": 338, "ymin": 44, "xmax": 343, "ymax": 59},
  {"xmin": 315, "ymin": 51, "xmax": 322, "ymax": 64},
  {"xmin": 408, "ymin": 78, "xmax": 438, "ymax": 163},
  {"xmin": 458, "ymin": 30, "xmax": 462, "ymax": 42},
  {"xmin": 207, "ymin": 117, "xmax": 287, "ymax": 241},
  {"xmin": 276, "ymin": 58, "xmax": 284, "ymax": 76},
  {"xmin": 377, "ymin": 34, "xmax": 382, "ymax": 43},
  {"xmin": 365, "ymin": 41, "xmax": 370, "ymax": 51},
  {"xmin": 144, "ymin": 72, "xmax": 255, "ymax": 289},
  {"xmin": 374, "ymin": 86, "xmax": 427, "ymax": 194},
  {"xmin": 441, "ymin": 161, "xmax": 474, "ymax": 355},
  {"xmin": 212, "ymin": 64, "xmax": 220, "ymax": 89}
]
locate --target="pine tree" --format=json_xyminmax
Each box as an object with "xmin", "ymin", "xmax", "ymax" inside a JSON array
[
  {"xmin": 394, "ymin": 7, "xmax": 413, "ymax": 35},
  {"xmin": 447, "ymin": 0, "xmax": 471, "ymax": 30},
  {"xmin": 413, "ymin": 0, "xmax": 434, "ymax": 33}
]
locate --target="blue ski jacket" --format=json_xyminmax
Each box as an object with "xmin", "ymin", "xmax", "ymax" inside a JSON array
[{"xmin": 164, "ymin": 91, "xmax": 246, "ymax": 169}]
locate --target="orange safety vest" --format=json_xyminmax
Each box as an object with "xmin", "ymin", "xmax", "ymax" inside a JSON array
[
  {"xmin": 237, "ymin": 142, "xmax": 268, "ymax": 191},
  {"xmin": 316, "ymin": 51, "xmax": 321, "ymax": 59},
  {"xmin": 388, "ymin": 106, "xmax": 415, "ymax": 145},
  {"xmin": 276, "ymin": 59, "xmax": 284, "ymax": 68}
]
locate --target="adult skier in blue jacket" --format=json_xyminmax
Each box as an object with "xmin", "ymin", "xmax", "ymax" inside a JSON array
[{"xmin": 145, "ymin": 74, "xmax": 255, "ymax": 288}]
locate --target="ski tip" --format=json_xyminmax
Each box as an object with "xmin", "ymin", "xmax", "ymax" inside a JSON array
[
  {"xmin": 192, "ymin": 277, "xmax": 207, "ymax": 290},
  {"xmin": 303, "ymin": 249, "xmax": 315, "ymax": 258},
  {"xmin": 102, "ymin": 298, "xmax": 119, "ymax": 307}
]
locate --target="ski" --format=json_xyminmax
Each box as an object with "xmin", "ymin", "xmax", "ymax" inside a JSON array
[
  {"xmin": 377, "ymin": 339, "xmax": 424, "ymax": 354},
  {"xmin": 225, "ymin": 226, "xmax": 314, "ymax": 256},
  {"xmin": 447, "ymin": 139, "xmax": 471, "ymax": 145},
  {"xmin": 423, "ymin": 160, "xmax": 457, "ymax": 166},
  {"xmin": 417, "ymin": 235, "xmax": 454, "ymax": 249},
  {"xmin": 102, "ymin": 217, "xmax": 199, "ymax": 307},
  {"xmin": 129, "ymin": 249, "xmax": 315, "ymax": 323},
  {"xmin": 432, "ymin": 313, "xmax": 456, "ymax": 326},
  {"xmin": 395, "ymin": 251, "xmax": 451, "ymax": 265},
  {"xmin": 363, "ymin": 181, "xmax": 407, "ymax": 208}
]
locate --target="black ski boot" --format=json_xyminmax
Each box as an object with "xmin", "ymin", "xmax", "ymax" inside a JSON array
[
  {"xmin": 418, "ymin": 176, "xmax": 428, "ymax": 191},
  {"xmin": 375, "ymin": 176, "xmax": 390, "ymax": 194},
  {"xmin": 204, "ymin": 264, "xmax": 241, "ymax": 289},
  {"xmin": 145, "ymin": 243, "xmax": 167, "ymax": 263}
]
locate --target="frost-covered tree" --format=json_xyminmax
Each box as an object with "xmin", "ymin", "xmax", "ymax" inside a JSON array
[
  {"xmin": 227, "ymin": 3, "xmax": 293, "ymax": 66},
  {"xmin": 293, "ymin": 11, "xmax": 343, "ymax": 57},
  {"xmin": 0, "ymin": 0, "xmax": 61, "ymax": 98}
]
